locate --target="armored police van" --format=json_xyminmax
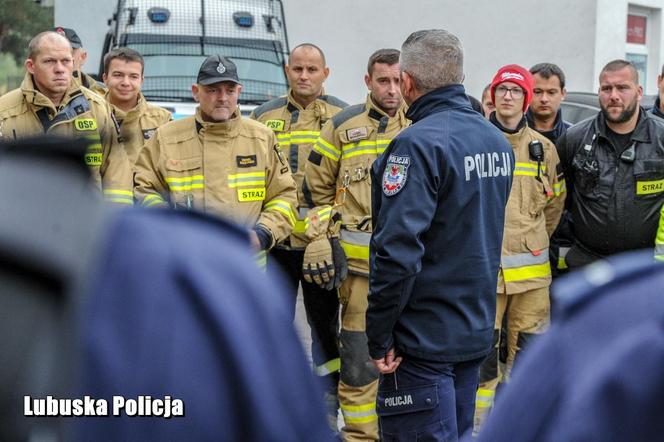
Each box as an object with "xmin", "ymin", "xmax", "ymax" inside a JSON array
[{"xmin": 101, "ymin": 0, "xmax": 290, "ymax": 118}]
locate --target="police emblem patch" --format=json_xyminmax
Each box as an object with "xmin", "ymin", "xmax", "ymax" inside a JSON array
[
  {"xmin": 216, "ymin": 63, "xmax": 226, "ymax": 74},
  {"xmin": 382, "ymin": 154, "xmax": 410, "ymax": 196}
]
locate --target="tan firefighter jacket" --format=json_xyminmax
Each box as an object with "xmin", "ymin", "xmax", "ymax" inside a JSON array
[
  {"xmin": 134, "ymin": 107, "xmax": 297, "ymax": 249},
  {"xmin": 107, "ymin": 91, "xmax": 172, "ymax": 164},
  {"xmin": 74, "ymin": 70, "xmax": 107, "ymax": 96},
  {"xmin": 0, "ymin": 73, "xmax": 133, "ymax": 205},
  {"xmin": 304, "ymin": 95, "xmax": 409, "ymax": 275},
  {"xmin": 498, "ymin": 125, "xmax": 566, "ymax": 294},
  {"xmin": 250, "ymin": 89, "xmax": 347, "ymax": 249}
]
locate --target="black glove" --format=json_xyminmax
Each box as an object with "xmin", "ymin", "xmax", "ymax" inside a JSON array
[{"xmin": 327, "ymin": 237, "xmax": 348, "ymax": 290}]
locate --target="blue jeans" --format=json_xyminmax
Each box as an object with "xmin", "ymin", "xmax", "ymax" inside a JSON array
[{"xmin": 376, "ymin": 356, "xmax": 483, "ymax": 441}]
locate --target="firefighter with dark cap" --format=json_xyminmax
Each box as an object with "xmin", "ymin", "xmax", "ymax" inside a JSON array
[
  {"xmin": 303, "ymin": 48, "xmax": 409, "ymax": 441},
  {"xmin": 52, "ymin": 26, "xmax": 107, "ymax": 96},
  {"xmin": 475, "ymin": 64, "xmax": 565, "ymax": 427},
  {"xmin": 134, "ymin": 55, "xmax": 297, "ymax": 260},
  {"xmin": 250, "ymin": 42, "xmax": 347, "ymax": 429},
  {"xmin": 0, "ymin": 31, "xmax": 132, "ymax": 204}
]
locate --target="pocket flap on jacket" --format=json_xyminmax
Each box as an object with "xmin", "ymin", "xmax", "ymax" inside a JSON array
[
  {"xmin": 165, "ymin": 157, "xmax": 202, "ymax": 172},
  {"xmin": 377, "ymin": 384, "xmax": 438, "ymax": 417}
]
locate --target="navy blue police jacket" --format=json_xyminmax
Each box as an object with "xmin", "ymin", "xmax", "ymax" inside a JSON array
[
  {"xmin": 473, "ymin": 252, "xmax": 664, "ymax": 442},
  {"xmin": 367, "ymin": 84, "xmax": 514, "ymax": 362}
]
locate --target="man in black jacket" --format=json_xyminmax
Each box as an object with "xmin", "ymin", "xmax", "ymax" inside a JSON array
[
  {"xmin": 367, "ymin": 29, "xmax": 513, "ymax": 441},
  {"xmin": 556, "ymin": 59, "xmax": 664, "ymax": 268}
]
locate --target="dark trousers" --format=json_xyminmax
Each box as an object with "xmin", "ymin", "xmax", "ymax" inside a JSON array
[
  {"xmin": 268, "ymin": 248, "xmax": 340, "ymax": 391},
  {"xmin": 377, "ymin": 356, "xmax": 483, "ymax": 442}
]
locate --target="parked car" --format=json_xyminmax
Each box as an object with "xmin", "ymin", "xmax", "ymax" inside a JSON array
[{"xmin": 561, "ymin": 92, "xmax": 657, "ymax": 125}]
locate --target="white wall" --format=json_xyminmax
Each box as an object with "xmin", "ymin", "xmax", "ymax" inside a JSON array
[{"xmin": 284, "ymin": 0, "xmax": 600, "ymax": 103}]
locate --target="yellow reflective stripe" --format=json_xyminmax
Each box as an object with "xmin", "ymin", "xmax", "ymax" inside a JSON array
[
  {"xmin": 636, "ymin": 178, "xmax": 664, "ymax": 195},
  {"xmin": 277, "ymin": 130, "xmax": 320, "ymax": 146},
  {"xmin": 503, "ymin": 262, "xmax": 551, "ymax": 282},
  {"xmin": 553, "ymin": 179, "xmax": 566, "ymax": 196},
  {"xmin": 342, "ymin": 139, "xmax": 392, "ymax": 160},
  {"xmin": 475, "ymin": 388, "xmax": 496, "ymax": 408},
  {"xmin": 313, "ymin": 138, "xmax": 341, "ymax": 162},
  {"xmin": 166, "ymin": 175, "xmax": 205, "ymax": 191},
  {"xmin": 265, "ymin": 200, "xmax": 296, "ymax": 226},
  {"xmin": 166, "ymin": 175, "xmax": 205, "ymax": 183},
  {"xmin": 104, "ymin": 189, "xmax": 134, "ymax": 205},
  {"xmin": 315, "ymin": 358, "xmax": 340, "ymax": 376},
  {"xmin": 293, "ymin": 219, "xmax": 307, "ymax": 234},
  {"xmin": 557, "ymin": 257, "xmax": 568, "ymax": 270},
  {"xmin": 340, "ymin": 240, "xmax": 369, "ymax": 260},
  {"xmin": 143, "ymin": 194, "xmax": 167, "ymax": 207},
  {"xmin": 228, "ymin": 171, "xmax": 266, "ymax": 188},
  {"xmin": 514, "ymin": 162, "xmax": 547, "ymax": 177},
  {"xmin": 255, "ymin": 250, "xmax": 267, "ymax": 271},
  {"xmin": 340, "ymin": 402, "xmax": 377, "ymax": 424}
]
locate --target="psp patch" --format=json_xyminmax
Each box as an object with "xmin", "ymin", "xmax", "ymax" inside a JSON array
[{"xmin": 382, "ymin": 154, "xmax": 410, "ymax": 196}]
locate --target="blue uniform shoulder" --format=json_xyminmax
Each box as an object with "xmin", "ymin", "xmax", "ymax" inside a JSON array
[
  {"xmin": 331, "ymin": 103, "xmax": 365, "ymax": 129},
  {"xmin": 319, "ymin": 95, "xmax": 349, "ymax": 109},
  {"xmin": 252, "ymin": 96, "xmax": 288, "ymax": 118}
]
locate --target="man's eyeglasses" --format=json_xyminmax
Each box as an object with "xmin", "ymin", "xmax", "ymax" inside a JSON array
[{"xmin": 495, "ymin": 86, "xmax": 524, "ymax": 99}]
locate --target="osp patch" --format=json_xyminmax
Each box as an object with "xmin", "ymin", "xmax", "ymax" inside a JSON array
[{"xmin": 382, "ymin": 154, "xmax": 410, "ymax": 196}]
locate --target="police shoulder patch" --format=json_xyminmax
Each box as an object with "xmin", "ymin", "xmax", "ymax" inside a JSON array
[{"xmin": 382, "ymin": 154, "xmax": 410, "ymax": 196}]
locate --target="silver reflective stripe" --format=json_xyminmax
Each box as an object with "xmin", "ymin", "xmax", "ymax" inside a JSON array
[
  {"xmin": 655, "ymin": 244, "xmax": 664, "ymax": 258},
  {"xmin": 559, "ymin": 246, "xmax": 570, "ymax": 258},
  {"xmin": 340, "ymin": 229, "xmax": 371, "ymax": 246},
  {"xmin": 298, "ymin": 207, "xmax": 309, "ymax": 220},
  {"xmin": 502, "ymin": 249, "xmax": 550, "ymax": 268}
]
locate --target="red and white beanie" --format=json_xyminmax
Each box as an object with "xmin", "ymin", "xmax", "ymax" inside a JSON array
[{"xmin": 490, "ymin": 64, "xmax": 534, "ymax": 111}]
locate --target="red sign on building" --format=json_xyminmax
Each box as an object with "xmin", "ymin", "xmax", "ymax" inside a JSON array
[{"xmin": 627, "ymin": 15, "xmax": 647, "ymax": 44}]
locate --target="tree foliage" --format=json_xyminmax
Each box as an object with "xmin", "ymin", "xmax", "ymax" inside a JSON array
[{"xmin": 0, "ymin": 0, "xmax": 53, "ymax": 61}]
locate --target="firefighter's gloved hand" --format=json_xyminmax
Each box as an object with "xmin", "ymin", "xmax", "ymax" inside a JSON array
[
  {"xmin": 327, "ymin": 237, "xmax": 348, "ymax": 290},
  {"xmin": 303, "ymin": 237, "xmax": 335, "ymax": 287}
]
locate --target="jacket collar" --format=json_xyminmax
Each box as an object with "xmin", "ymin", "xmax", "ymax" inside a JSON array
[
  {"xmin": 490, "ymin": 111, "xmax": 527, "ymax": 134},
  {"xmin": 107, "ymin": 92, "xmax": 147, "ymax": 124},
  {"xmin": 526, "ymin": 108, "xmax": 568, "ymax": 141},
  {"xmin": 650, "ymin": 97, "xmax": 664, "ymax": 120},
  {"xmin": 594, "ymin": 107, "xmax": 650, "ymax": 143},
  {"xmin": 21, "ymin": 73, "xmax": 82, "ymax": 113},
  {"xmin": 195, "ymin": 106, "xmax": 242, "ymax": 136},
  {"xmin": 405, "ymin": 84, "xmax": 470, "ymax": 123}
]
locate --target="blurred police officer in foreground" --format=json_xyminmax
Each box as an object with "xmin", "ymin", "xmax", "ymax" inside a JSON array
[
  {"xmin": 134, "ymin": 55, "xmax": 297, "ymax": 258},
  {"xmin": 52, "ymin": 26, "xmax": 106, "ymax": 96},
  {"xmin": 556, "ymin": 60, "xmax": 664, "ymax": 268},
  {"xmin": 102, "ymin": 48, "xmax": 171, "ymax": 164},
  {"xmin": 0, "ymin": 31, "xmax": 132, "ymax": 205},
  {"xmin": 304, "ymin": 48, "xmax": 408, "ymax": 441},
  {"xmin": 367, "ymin": 30, "xmax": 513, "ymax": 441},
  {"xmin": 250, "ymin": 44, "xmax": 347, "ymax": 428},
  {"xmin": 0, "ymin": 135, "xmax": 333, "ymax": 442},
  {"xmin": 473, "ymin": 252, "xmax": 664, "ymax": 442}
]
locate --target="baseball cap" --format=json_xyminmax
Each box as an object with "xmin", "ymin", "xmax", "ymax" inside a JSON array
[
  {"xmin": 490, "ymin": 64, "xmax": 534, "ymax": 112},
  {"xmin": 197, "ymin": 55, "xmax": 241, "ymax": 86},
  {"xmin": 52, "ymin": 27, "xmax": 82, "ymax": 49}
]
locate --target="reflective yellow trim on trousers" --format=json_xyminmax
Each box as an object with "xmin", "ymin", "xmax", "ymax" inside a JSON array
[
  {"xmin": 340, "ymin": 241, "xmax": 369, "ymax": 260},
  {"xmin": 475, "ymin": 388, "xmax": 496, "ymax": 409},
  {"xmin": 315, "ymin": 358, "xmax": 341, "ymax": 376},
  {"xmin": 255, "ymin": 250, "xmax": 267, "ymax": 270},
  {"xmin": 265, "ymin": 199, "xmax": 296, "ymax": 226},
  {"xmin": 313, "ymin": 137, "xmax": 341, "ymax": 162},
  {"xmin": 143, "ymin": 194, "xmax": 166, "ymax": 207},
  {"xmin": 341, "ymin": 139, "xmax": 392, "ymax": 160},
  {"xmin": 228, "ymin": 171, "xmax": 266, "ymax": 188},
  {"xmin": 503, "ymin": 262, "xmax": 551, "ymax": 282},
  {"xmin": 166, "ymin": 175, "xmax": 205, "ymax": 191},
  {"xmin": 340, "ymin": 402, "xmax": 377, "ymax": 424},
  {"xmin": 104, "ymin": 189, "xmax": 134, "ymax": 205}
]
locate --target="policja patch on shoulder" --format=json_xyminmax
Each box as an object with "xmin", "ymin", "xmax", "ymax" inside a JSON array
[{"xmin": 382, "ymin": 154, "xmax": 410, "ymax": 196}]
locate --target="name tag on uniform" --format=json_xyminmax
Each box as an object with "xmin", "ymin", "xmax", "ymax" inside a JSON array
[
  {"xmin": 74, "ymin": 118, "xmax": 97, "ymax": 131},
  {"xmin": 346, "ymin": 127, "xmax": 368, "ymax": 142},
  {"xmin": 85, "ymin": 152, "xmax": 102, "ymax": 166},
  {"xmin": 236, "ymin": 155, "xmax": 258, "ymax": 168},
  {"xmin": 238, "ymin": 187, "xmax": 265, "ymax": 202},
  {"xmin": 143, "ymin": 128, "xmax": 156, "ymax": 140},
  {"xmin": 636, "ymin": 179, "xmax": 664, "ymax": 195},
  {"xmin": 265, "ymin": 119, "xmax": 285, "ymax": 132}
]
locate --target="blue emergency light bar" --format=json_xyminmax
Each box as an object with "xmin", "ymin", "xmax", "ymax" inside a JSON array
[
  {"xmin": 233, "ymin": 11, "xmax": 254, "ymax": 28},
  {"xmin": 147, "ymin": 7, "xmax": 170, "ymax": 24}
]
